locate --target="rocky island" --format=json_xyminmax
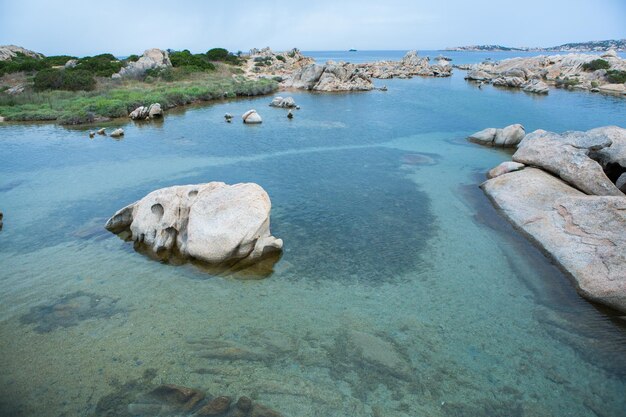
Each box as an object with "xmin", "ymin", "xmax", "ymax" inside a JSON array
[{"xmin": 463, "ymin": 50, "xmax": 626, "ymax": 95}]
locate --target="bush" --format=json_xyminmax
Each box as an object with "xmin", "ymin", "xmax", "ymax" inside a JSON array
[
  {"xmin": 169, "ymin": 50, "xmax": 215, "ymax": 71},
  {"xmin": 0, "ymin": 52, "xmax": 49, "ymax": 75},
  {"xmin": 607, "ymin": 70, "xmax": 626, "ymax": 84},
  {"xmin": 276, "ymin": 55, "xmax": 286, "ymax": 62},
  {"xmin": 582, "ymin": 59, "xmax": 610, "ymax": 71},
  {"xmin": 206, "ymin": 48, "xmax": 242, "ymax": 65},
  {"xmin": 34, "ymin": 68, "xmax": 96, "ymax": 91},
  {"xmin": 73, "ymin": 54, "xmax": 122, "ymax": 77},
  {"xmin": 124, "ymin": 54, "xmax": 140, "ymax": 63},
  {"xmin": 555, "ymin": 77, "xmax": 580, "ymax": 88},
  {"xmin": 42, "ymin": 55, "xmax": 77, "ymax": 66}
]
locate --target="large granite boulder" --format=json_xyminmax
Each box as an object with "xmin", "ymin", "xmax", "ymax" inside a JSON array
[
  {"xmin": 482, "ymin": 168, "xmax": 626, "ymax": 312},
  {"xmin": 586, "ymin": 126, "xmax": 626, "ymax": 169},
  {"xmin": 522, "ymin": 79, "xmax": 549, "ymax": 94},
  {"xmin": 117, "ymin": 48, "xmax": 172, "ymax": 78},
  {"xmin": 513, "ymin": 129, "xmax": 623, "ymax": 196},
  {"xmin": 487, "ymin": 161, "xmax": 525, "ymax": 179},
  {"xmin": 468, "ymin": 124, "xmax": 525, "ymax": 147},
  {"xmin": 284, "ymin": 62, "xmax": 373, "ymax": 91},
  {"xmin": 105, "ymin": 182, "xmax": 283, "ymax": 266}
]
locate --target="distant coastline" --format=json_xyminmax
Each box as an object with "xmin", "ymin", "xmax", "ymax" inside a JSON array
[{"xmin": 446, "ymin": 39, "xmax": 626, "ymax": 52}]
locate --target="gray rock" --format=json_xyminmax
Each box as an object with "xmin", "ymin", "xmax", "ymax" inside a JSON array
[
  {"xmin": 513, "ymin": 129, "xmax": 623, "ymax": 196},
  {"xmin": 148, "ymin": 103, "xmax": 163, "ymax": 118},
  {"xmin": 6, "ymin": 84, "xmax": 25, "ymax": 95},
  {"xmin": 242, "ymin": 109, "xmax": 262, "ymax": 124},
  {"xmin": 105, "ymin": 182, "xmax": 283, "ymax": 266},
  {"xmin": 269, "ymin": 96, "xmax": 297, "ymax": 108},
  {"xmin": 110, "ymin": 128, "xmax": 124, "ymax": 137},
  {"xmin": 616, "ymin": 173, "xmax": 626, "ymax": 192},
  {"xmin": 494, "ymin": 124, "xmax": 525, "ymax": 147},
  {"xmin": 468, "ymin": 128, "xmax": 497, "ymax": 145},
  {"xmin": 482, "ymin": 168, "xmax": 626, "ymax": 312},
  {"xmin": 468, "ymin": 124, "xmax": 525, "ymax": 147},
  {"xmin": 117, "ymin": 48, "xmax": 171, "ymax": 78},
  {"xmin": 64, "ymin": 59, "xmax": 78, "ymax": 69},
  {"xmin": 487, "ymin": 161, "xmax": 525, "ymax": 179},
  {"xmin": 129, "ymin": 106, "xmax": 149, "ymax": 120},
  {"xmin": 522, "ymin": 79, "xmax": 550, "ymax": 94},
  {"xmin": 0, "ymin": 45, "xmax": 43, "ymax": 61},
  {"xmin": 465, "ymin": 70, "xmax": 492, "ymax": 81},
  {"xmin": 585, "ymin": 126, "xmax": 626, "ymax": 168}
]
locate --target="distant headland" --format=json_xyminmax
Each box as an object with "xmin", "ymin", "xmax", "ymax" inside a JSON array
[{"xmin": 446, "ymin": 39, "xmax": 626, "ymax": 52}]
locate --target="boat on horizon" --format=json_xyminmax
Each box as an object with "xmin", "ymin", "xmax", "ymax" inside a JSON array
[{"xmin": 349, "ymin": 48, "xmax": 357, "ymax": 52}]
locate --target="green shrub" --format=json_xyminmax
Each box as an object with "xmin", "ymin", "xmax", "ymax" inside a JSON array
[
  {"xmin": 169, "ymin": 50, "xmax": 215, "ymax": 71},
  {"xmin": 34, "ymin": 68, "xmax": 96, "ymax": 91},
  {"xmin": 276, "ymin": 55, "xmax": 285, "ymax": 62},
  {"xmin": 0, "ymin": 52, "xmax": 48, "ymax": 75},
  {"xmin": 73, "ymin": 54, "xmax": 122, "ymax": 77},
  {"xmin": 555, "ymin": 77, "xmax": 580, "ymax": 88},
  {"xmin": 124, "ymin": 54, "xmax": 140, "ymax": 63},
  {"xmin": 42, "ymin": 55, "xmax": 77, "ymax": 66},
  {"xmin": 582, "ymin": 59, "xmax": 610, "ymax": 71},
  {"xmin": 607, "ymin": 70, "xmax": 626, "ymax": 84}
]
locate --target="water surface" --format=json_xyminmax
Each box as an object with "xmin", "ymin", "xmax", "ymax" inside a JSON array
[{"xmin": 1, "ymin": 60, "xmax": 626, "ymax": 417}]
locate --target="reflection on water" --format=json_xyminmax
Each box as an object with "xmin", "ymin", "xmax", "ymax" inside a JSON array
[{"xmin": 1, "ymin": 68, "xmax": 626, "ymax": 417}]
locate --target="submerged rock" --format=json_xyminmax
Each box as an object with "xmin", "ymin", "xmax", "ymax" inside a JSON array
[
  {"xmin": 482, "ymin": 168, "xmax": 626, "ymax": 312},
  {"xmin": 96, "ymin": 127, "xmax": 106, "ymax": 135},
  {"xmin": 129, "ymin": 103, "xmax": 163, "ymax": 120},
  {"xmin": 242, "ymin": 109, "xmax": 263, "ymax": 124},
  {"xmin": 105, "ymin": 182, "xmax": 283, "ymax": 268}
]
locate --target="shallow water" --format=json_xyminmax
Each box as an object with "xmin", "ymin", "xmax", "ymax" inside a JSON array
[{"xmin": 1, "ymin": 64, "xmax": 626, "ymax": 417}]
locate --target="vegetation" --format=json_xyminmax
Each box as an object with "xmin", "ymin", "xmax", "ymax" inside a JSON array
[
  {"xmin": 34, "ymin": 68, "xmax": 96, "ymax": 91},
  {"xmin": 42, "ymin": 55, "xmax": 77, "ymax": 66},
  {"xmin": 0, "ymin": 75, "xmax": 277, "ymax": 124},
  {"xmin": 555, "ymin": 77, "xmax": 580, "ymax": 88},
  {"xmin": 606, "ymin": 70, "xmax": 626, "ymax": 84},
  {"xmin": 169, "ymin": 50, "xmax": 215, "ymax": 72},
  {"xmin": 0, "ymin": 52, "xmax": 48, "ymax": 76},
  {"xmin": 72, "ymin": 54, "xmax": 123, "ymax": 77},
  {"xmin": 582, "ymin": 59, "xmax": 610, "ymax": 71},
  {"xmin": 206, "ymin": 48, "xmax": 242, "ymax": 65}
]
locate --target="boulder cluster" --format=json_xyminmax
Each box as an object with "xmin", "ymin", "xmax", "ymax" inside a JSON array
[
  {"xmin": 114, "ymin": 48, "xmax": 172, "ymax": 79},
  {"xmin": 129, "ymin": 103, "xmax": 163, "ymax": 120},
  {"xmin": 476, "ymin": 126, "xmax": 626, "ymax": 312},
  {"xmin": 464, "ymin": 51, "xmax": 626, "ymax": 95}
]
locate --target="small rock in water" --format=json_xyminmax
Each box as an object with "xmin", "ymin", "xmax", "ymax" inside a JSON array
[
  {"xmin": 149, "ymin": 384, "xmax": 205, "ymax": 411},
  {"xmin": 89, "ymin": 131, "xmax": 95, "ymax": 138},
  {"xmin": 287, "ymin": 110, "xmax": 294, "ymax": 119},
  {"xmin": 197, "ymin": 396, "xmax": 232, "ymax": 416},
  {"xmin": 242, "ymin": 109, "xmax": 262, "ymax": 124},
  {"xmin": 110, "ymin": 128, "xmax": 124, "ymax": 138},
  {"xmin": 0, "ymin": 210, "xmax": 3, "ymax": 230},
  {"xmin": 225, "ymin": 113, "xmax": 233, "ymax": 123},
  {"xmin": 96, "ymin": 128, "xmax": 106, "ymax": 135}
]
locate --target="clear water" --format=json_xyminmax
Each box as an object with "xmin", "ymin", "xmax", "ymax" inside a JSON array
[{"xmin": 1, "ymin": 54, "xmax": 626, "ymax": 417}]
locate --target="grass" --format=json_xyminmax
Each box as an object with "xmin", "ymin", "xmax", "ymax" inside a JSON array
[{"xmin": 0, "ymin": 72, "xmax": 278, "ymax": 124}]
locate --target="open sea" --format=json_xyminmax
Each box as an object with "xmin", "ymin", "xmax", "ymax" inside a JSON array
[{"xmin": 1, "ymin": 50, "xmax": 626, "ymax": 417}]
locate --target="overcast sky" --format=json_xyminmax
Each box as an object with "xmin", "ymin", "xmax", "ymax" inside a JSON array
[{"xmin": 1, "ymin": 0, "xmax": 625, "ymax": 56}]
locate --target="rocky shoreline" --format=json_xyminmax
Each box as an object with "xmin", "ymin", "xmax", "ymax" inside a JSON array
[
  {"xmin": 463, "ymin": 50, "xmax": 626, "ymax": 95},
  {"xmin": 245, "ymin": 47, "xmax": 451, "ymax": 92},
  {"xmin": 470, "ymin": 126, "xmax": 626, "ymax": 312}
]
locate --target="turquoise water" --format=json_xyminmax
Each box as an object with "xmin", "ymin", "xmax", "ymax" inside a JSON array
[{"xmin": 1, "ymin": 59, "xmax": 626, "ymax": 416}]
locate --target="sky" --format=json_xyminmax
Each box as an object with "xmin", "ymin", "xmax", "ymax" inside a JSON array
[{"xmin": 1, "ymin": 0, "xmax": 625, "ymax": 56}]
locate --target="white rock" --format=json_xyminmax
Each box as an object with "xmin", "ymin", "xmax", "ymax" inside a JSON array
[
  {"xmin": 105, "ymin": 182, "xmax": 283, "ymax": 266},
  {"xmin": 242, "ymin": 109, "xmax": 262, "ymax": 124},
  {"xmin": 110, "ymin": 128, "xmax": 124, "ymax": 137},
  {"xmin": 117, "ymin": 48, "xmax": 171, "ymax": 78},
  {"xmin": 269, "ymin": 96, "xmax": 297, "ymax": 108},
  {"xmin": 148, "ymin": 103, "xmax": 163, "ymax": 118},
  {"xmin": 494, "ymin": 124, "xmax": 525, "ymax": 147},
  {"xmin": 487, "ymin": 161, "xmax": 525, "ymax": 179}
]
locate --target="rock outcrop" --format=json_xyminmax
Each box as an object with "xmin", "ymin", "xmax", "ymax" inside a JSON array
[
  {"xmin": 463, "ymin": 53, "xmax": 626, "ymax": 96},
  {"xmin": 283, "ymin": 62, "xmax": 373, "ymax": 91},
  {"xmin": 116, "ymin": 48, "xmax": 171, "ymax": 78},
  {"xmin": 360, "ymin": 50, "xmax": 452, "ymax": 79},
  {"xmin": 468, "ymin": 124, "xmax": 526, "ymax": 147},
  {"xmin": 513, "ymin": 129, "xmax": 623, "ymax": 196},
  {"xmin": 0, "ymin": 45, "xmax": 43, "ymax": 61},
  {"xmin": 269, "ymin": 96, "xmax": 297, "ymax": 108},
  {"xmin": 105, "ymin": 182, "xmax": 283, "ymax": 267},
  {"xmin": 129, "ymin": 103, "xmax": 163, "ymax": 120},
  {"xmin": 242, "ymin": 109, "xmax": 262, "ymax": 124},
  {"xmin": 482, "ymin": 168, "xmax": 626, "ymax": 312},
  {"xmin": 247, "ymin": 47, "xmax": 315, "ymax": 79},
  {"xmin": 479, "ymin": 125, "xmax": 626, "ymax": 312}
]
